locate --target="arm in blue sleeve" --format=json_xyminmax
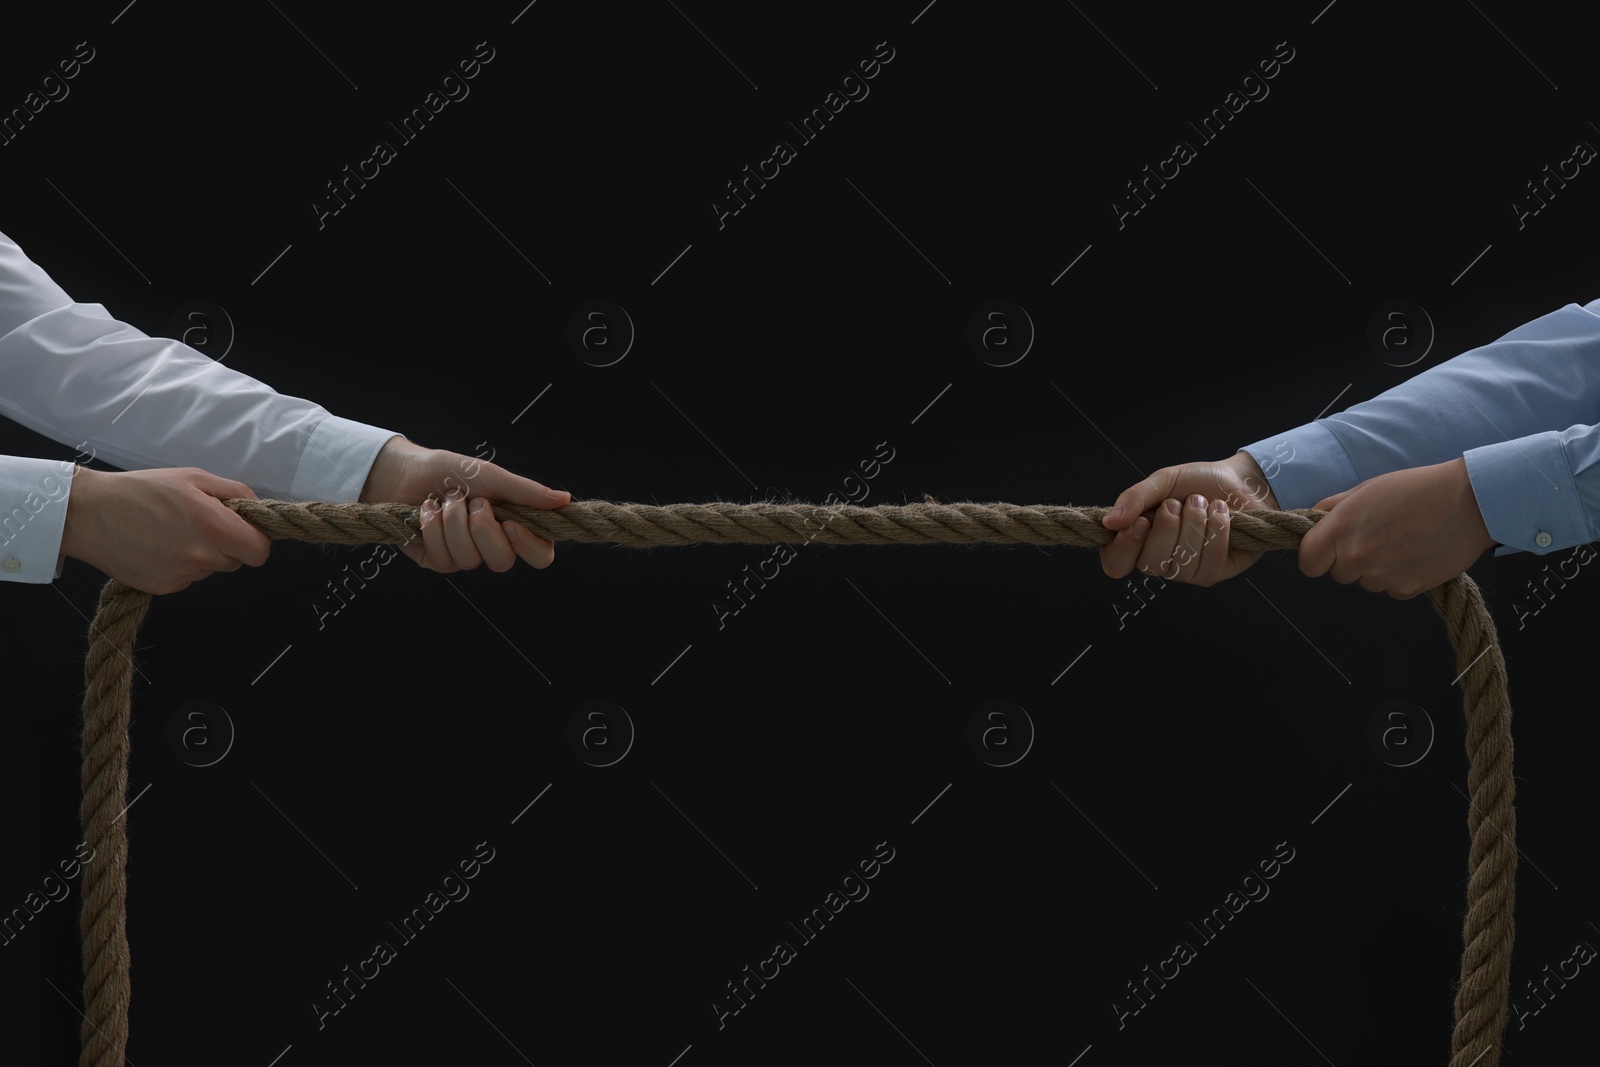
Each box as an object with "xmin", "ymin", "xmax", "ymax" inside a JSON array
[
  {"xmin": 1236, "ymin": 300, "xmax": 1600, "ymax": 555},
  {"xmin": 1462, "ymin": 423, "xmax": 1600, "ymax": 555}
]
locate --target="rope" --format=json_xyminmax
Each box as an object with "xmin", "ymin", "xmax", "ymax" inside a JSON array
[{"xmin": 75, "ymin": 499, "xmax": 1514, "ymax": 1066}]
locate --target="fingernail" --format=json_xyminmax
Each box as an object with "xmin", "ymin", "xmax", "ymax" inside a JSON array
[
  {"xmin": 1132, "ymin": 518, "xmax": 1148, "ymax": 541},
  {"xmin": 505, "ymin": 522, "xmax": 518, "ymax": 542},
  {"xmin": 445, "ymin": 486, "xmax": 465, "ymax": 502},
  {"xmin": 469, "ymin": 497, "xmax": 485, "ymax": 515},
  {"xmin": 1165, "ymin": 499, "xmax": 1181, "ymax": 517},
  {"xmin": 1189, "ymin": 494, "xmax": 1206, "ymax": 510},
  {"xmin": 1214, "ymin": 499, "xmax": 1228, "ymax": 517},
  {"xmin": 420, "ymin": 499, "xmax": 438, "ymax": 520},
  {"xmin": 1104, "ymin": 505, "xmax": 1123, "ymax": 523}
]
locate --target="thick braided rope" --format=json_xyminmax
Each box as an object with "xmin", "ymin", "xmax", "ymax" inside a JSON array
[{"xmin": 77, "ymin": 500, "xmax": 1513, "ymax": 1066}]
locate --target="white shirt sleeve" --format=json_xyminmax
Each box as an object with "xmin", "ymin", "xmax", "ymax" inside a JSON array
[{"xmin": 0, "ymin": 228, "xmax": 401, "ymax": 584}]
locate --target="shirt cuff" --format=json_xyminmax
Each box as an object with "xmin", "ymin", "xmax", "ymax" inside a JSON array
[
  {"xmin": 1237, "ymin": 422, "xmax": 1361, "ymax": 510},
  {"xmin": 1464, "ymin": 430, "xmax": 1594, "ymax": 556},
  {"xmin": 288, "ymin": 416, "xmax": 402, "ymax": 503},
  {"xmin": 0, "ymin": 457, "xmax": 78, "ymax": 583}
]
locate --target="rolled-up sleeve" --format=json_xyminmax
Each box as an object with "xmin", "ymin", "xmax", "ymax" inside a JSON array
[
  {"xmin": 1237, "ymin": 300, "xmax": 1600, "ymax": 556},
  {"xmin": 0, "ymin": 228, "xmax": 400, "ymax": 584}
]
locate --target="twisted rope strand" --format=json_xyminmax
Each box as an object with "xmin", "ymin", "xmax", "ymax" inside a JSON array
[
  {"xmin": 76, "ymin": 500, "xmax": 1513, "ymax": 1067},
  {"xmin": 219, "ymin": 497, "xmax": 1325, "ymax": 550},
  {"xmin": 78, "ymin": 578, "xmax": 149, "ymax": 1067}
]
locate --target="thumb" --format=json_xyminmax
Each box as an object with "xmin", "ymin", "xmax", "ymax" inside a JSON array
[
  {"xmin": 1297, "ymin": 506, "xmax": 1339, "ymax": 578},
  {"xmin": 1102, "ymin": 467, "xmax": 1179, "ymax": 529},
  {"xmin": 1311, "ymin": 488, "xmax": 1351, "ymax": 511},
  {"xmin": 191, "ymin": 470, "xmax": 258, "ymax": 502},
  {"xmin": 473, "ymin": 464, "xmax": 571, "ymax": 509},
  {"xmin": 188, "ymin": 471, "xmax": 272, "ymax": 566}
]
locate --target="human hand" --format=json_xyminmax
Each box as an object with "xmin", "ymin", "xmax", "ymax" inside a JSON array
[
  {"xmin": 1099, "ymin": 451, "xmax": 1281, "ymax": 585},
  {"xmin": 1298, "ymin": 457, "xmax": 1496, "ymax": 599},
  {"xmin": 60, "ymin": 466, "xmax": 272, "ymax": 594},
  {"xmin": 358, "ymin": 436, "xmax": 571, "ymax": 573}
]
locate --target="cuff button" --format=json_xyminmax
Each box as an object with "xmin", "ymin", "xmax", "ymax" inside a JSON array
[
  {"xmin": 3, "ymin": 557, "xmax": 20, "ymax": 573},
  {"xmin": 1535, "ymin": 530, "xmax": 1553, "ymax": 548}
]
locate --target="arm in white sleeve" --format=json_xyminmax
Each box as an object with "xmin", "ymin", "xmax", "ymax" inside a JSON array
[
  {"xmin": 1236, "ymin": 300, "xmax": 1600, "ymax": 556},
  {"xmin": 0, "ymin": 455, "xmax": 77, "ymax": 582},
  {"xmin": 0, "ymin": 228, "xmax": 402, "ymax": 584}
]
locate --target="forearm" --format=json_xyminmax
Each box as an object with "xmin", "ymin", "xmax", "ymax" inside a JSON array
[
  {"xmin": 1240, "ymin": 300, "xmax": 1600, "ymax": 509},
  {"xmin": 0, "ymin": 302, "xmax": 396, "ymax": 499},
  {"xmin": 2, "ymin": 230, "xmax": 399, "ymax": 503}
]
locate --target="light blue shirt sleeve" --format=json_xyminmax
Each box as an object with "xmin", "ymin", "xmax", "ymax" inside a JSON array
[{"xmin": 1236, "ymin": 300, "xmax": 1600, "ymax": 556}]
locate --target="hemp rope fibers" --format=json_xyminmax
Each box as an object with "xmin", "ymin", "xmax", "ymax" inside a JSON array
[{"xmin": 75, "ymin": 499, "xmax": 1514, "ymax": 1067}]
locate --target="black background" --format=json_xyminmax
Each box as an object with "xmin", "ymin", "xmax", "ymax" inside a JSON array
[{"xmin": 3, "ymin": 1, "xmax": 1599, "ymax": 1064}]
